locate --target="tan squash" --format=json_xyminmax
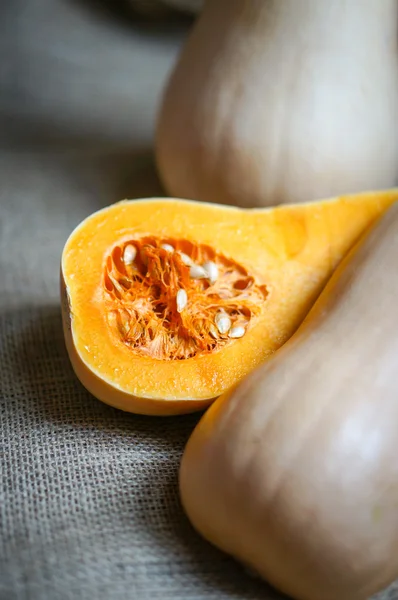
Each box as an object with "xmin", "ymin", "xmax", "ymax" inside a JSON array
[
  {"xmin": 60, "ymin": 190, "xmax": 397, "ymax": 416},
  {"xmin": 179, "ymin": 202, "xmax": 398, "ymax": 599},
  {"xmin": 156, "ymin": 0, "xmax": 398, "ymax": 207}
]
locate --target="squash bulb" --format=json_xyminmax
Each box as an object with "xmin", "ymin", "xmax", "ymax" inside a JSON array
[{"xmin": 156, "ymin": 0, "xmax": 398, "ymax": 207}]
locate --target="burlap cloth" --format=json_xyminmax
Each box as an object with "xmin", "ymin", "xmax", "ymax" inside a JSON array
[{"xmin": 0, "ymin": 1, "xmax": 397, "ymax": 598}]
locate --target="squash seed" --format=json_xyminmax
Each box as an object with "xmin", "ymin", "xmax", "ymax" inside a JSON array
[
  {"xmin": 229, "ymin": 326, "xmax": 245, "ymax": 339},
  {"xmin": 117, "ymin": 310, "xmax": 131, "ymax": 335},
  {"xmin": 123, "ymin": 244, "xmax": 137, "ymax": 265},
  {"xmin": 161, "ymin": 243, "xmax": 174, "ymax": 253},
  {"xmin": 215, "ymin": 311, "xmax": 231, "ymax": 334},
  {"xmin": 189, "ymin": 264, "xmax": 208, "ymax": 279},
  {"xmin": 203, "ymin": 260, "xmax": 218, "ymax": 284},
  {"xmin": 176, "ymin": 288, "xmax": 188, "ymax": 312},
  {"xmin": 178, "ymin": 252, "xmax": 194, "ymax": 267},
  {"xmin": 128, "ymin": 322, "xmax": 143, "ymax": 343},
  {"xmin": 209, "ymin": 324, "xmax": 219, "ymax": 339}
]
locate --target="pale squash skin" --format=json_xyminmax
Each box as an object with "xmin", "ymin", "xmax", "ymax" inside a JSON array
[
  {"xmin": 156, "ymin": 0, "xmax": 398, "ymax": 207},
  {"xmin": 179, "ymin": 203, "xmax": 398, "ymax": 599}
]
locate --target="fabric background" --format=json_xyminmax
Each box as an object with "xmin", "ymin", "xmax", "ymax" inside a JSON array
[{"xmin": 0, "ymin": 1, "xmax": 397, "ymax": 598}]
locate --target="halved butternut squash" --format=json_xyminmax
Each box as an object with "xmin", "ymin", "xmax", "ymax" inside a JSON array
[{"xmin": 60, "ymin": 190, "xmax": 398, "ymax": 415}]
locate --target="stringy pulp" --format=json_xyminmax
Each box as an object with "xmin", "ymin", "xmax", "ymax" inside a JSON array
[{"xmin": 103, "ymin": 236, "xmax": 268, "ymax": 360}]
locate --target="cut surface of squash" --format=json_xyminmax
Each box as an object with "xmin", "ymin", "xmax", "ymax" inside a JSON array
[
  {"xmin": 103, "ymin": 235, "xmax": 268, "ymax": 361},
  {"xmin": 60, "ymin": 190, "xmax": 398, "ymax": 415}
]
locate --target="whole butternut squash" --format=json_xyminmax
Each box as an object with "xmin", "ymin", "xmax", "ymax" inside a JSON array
[
  {"xmin": 179, "ymin": 202, "xmax": 398, "ymax": 599},
  {"xmin": 60, "ymin": 190, "xmax": 397, "ymax": 416},
  {"xmin": 156, "ymin": 0, "xmax": 398, "ymax": 207}
]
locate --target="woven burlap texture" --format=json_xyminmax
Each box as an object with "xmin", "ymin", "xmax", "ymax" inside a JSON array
[{"xmin": 0, "ymin": 301, "xmax": 285, "ymax": 600}]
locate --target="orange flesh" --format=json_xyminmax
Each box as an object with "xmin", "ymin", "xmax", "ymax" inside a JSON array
[
  {"xmin": 104, "ymin": 236, "xmax": 268, "ymax": 360},
  {"xmin": 60, "ymin": 192, "xmax": 398, "ymax": 412}
]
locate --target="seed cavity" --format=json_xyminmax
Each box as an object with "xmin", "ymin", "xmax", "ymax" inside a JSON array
[
  {"xmin": 104, "ymin": 236, "xmax": 268, "ymax": 360},
  {"xmin": 176, "ymin": 289, "xmax": 188, "ymax": 313}
]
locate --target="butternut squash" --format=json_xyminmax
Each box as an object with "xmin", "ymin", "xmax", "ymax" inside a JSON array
[
  {"xmin": 60, "ymin": 190, "xmax": 397, "ymax": 416},
  {"xmin": 179, "ymin": 202, "xmax": 398, "ymax": 599},
  {"xmin": 156, "ymin": 0, "xmax": 398, "ymax": 207}
]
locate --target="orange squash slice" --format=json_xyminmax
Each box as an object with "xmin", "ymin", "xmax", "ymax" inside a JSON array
[{"xmin": 60, "ymin": 190, "xmax": 398, "ymax": 415}]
